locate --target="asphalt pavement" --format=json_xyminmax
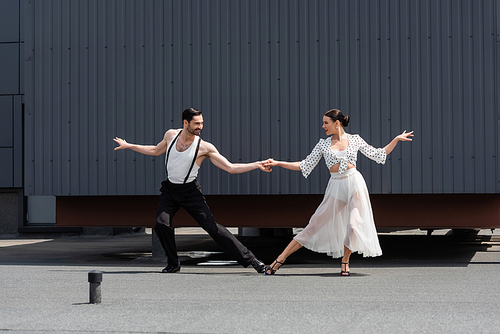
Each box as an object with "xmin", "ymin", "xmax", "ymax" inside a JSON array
[{"xmin": 0, "ymin": 228, "xmax": 499, "ymax": 333}]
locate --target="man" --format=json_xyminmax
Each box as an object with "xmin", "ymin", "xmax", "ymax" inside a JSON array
[{"xmin": 113, "ymin": 108, "xmax": 269, "ymax": 273}]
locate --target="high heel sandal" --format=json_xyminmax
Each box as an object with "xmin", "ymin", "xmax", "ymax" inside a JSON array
[
  {"xmin": 341, "ymin": 262, "xmax": 350, "ymax": 276},
  {"xmin": 265, "ymin": 260, "xmax": 285, "ymax": 275}
]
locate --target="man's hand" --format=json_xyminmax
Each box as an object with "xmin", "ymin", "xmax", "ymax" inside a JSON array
[
  {"xmin": 263, "ymin": 158, "xmax": 279, "ymax": 169},
  {"xmin": 113, "ymin": 133, "xmax": 169, "ymax": 156},
  {"xmin": 113, "ymin": 137, "xmax": 130, "ymax": 150},
  {"xmin": 257, "ymin": 159, "xmax": 273, "ymax": 172},
  {"xmin": 259, "ymin": 158, "xmax": 277, "ymax": 172}
]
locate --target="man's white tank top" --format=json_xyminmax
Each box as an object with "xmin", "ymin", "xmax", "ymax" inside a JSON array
[{"xmin": 165, "ymin": 135, "xmax": 201, "ymax": 184}]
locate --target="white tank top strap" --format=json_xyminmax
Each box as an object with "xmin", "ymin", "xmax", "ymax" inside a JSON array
[{"xmin": 165, "ymin": 132, "xmax": 201, "ymax": 184}]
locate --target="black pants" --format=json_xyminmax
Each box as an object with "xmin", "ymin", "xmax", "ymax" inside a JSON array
[{"xmin": 153, "ymin": 179, "xmax": 255, "ymax": 267}]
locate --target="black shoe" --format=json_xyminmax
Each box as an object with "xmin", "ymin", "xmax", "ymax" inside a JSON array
[
  {"xmin": 250, "ymin": 258, "xmax": 268, "ymax": 273},
  {"xmin": 341, "ymin": 262, "xmax": 350, "ymax": 276},
  {"xmin": 265, "ymin": 259, "xmax": 285, "ymax": 275},
  {"xmin": 161, "ymin": 264, "xmax": 181, "ymax": 273}
]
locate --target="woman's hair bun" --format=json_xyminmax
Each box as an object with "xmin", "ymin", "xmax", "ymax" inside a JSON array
[
  {"xmin": 342, "ymin": 115, "xmax": 350, "ymax": 127},
  {"xmin": 324, "ymin": 109, "xmax": 349, "ymax": 128}
]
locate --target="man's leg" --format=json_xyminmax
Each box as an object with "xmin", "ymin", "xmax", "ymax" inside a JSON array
[
  {"xmin": 154, "ymin": 183, "xmax": 181, "ymax": 272},
  {"xmin": 182, "ymin": 183, "xmax": 263, "ymax": 270},
  {"xmin": 188, "ymin": 204, "xmax": 255, "ymax": 266}
]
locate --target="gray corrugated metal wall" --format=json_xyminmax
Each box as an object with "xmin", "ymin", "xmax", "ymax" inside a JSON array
[
  {"xmin": 24, "ymin": 0, "xmax": 499, "ymax": 196},
  {"xmin": 0, "ymin": 0, "xmax": 23, "ymax": 189}
]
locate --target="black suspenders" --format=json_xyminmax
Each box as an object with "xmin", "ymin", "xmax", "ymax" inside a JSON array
[
  {"xmin": 165, "ymin": 130, "xmax": 201, "ymax": 184},
  {"xmin": 185, "ymin": 136, "xmax": 201, "ymax": 184}
]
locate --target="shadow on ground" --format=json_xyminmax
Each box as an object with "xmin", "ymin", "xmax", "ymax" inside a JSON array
[{"xmin": 0, "ymin": 230, "xmax": 497, "ymax": 268}]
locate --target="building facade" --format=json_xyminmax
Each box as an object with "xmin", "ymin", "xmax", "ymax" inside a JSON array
[{"xmin": 1, "ymin": 0, "xmax": 499, "ymax": 232}]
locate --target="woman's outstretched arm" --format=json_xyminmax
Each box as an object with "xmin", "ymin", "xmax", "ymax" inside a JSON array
[
  {"xmin": 384, "ymin": 130, "xmax": 414, "ymax": 155},
  {"xmin": 265, "ymin": 139, "xmax": 323, "ymax": 176},
  {"xmin": 264, "ymin": 160, "xmax": 301, "ymax": 171}
]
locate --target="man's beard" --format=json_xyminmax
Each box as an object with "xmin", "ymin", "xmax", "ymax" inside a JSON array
[{"xmin": 187, "ymin": 127, "xmax": 200, "ymax": 135}]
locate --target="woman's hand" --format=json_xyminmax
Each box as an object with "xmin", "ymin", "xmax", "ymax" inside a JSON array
[
  {"xmin": 263, "ymin": 158, "xmax": 280, "ymax": 169},
  {"xmin": 257, "ymin": 159, "xmax": 274, "ymax": 172},
  {"xmin": 396, "ymin": 130, "xmax": 414, "ymax": 142},
  {"xmin": 384, "ymin": 130, "xmax": 414, "ymax": 155}
]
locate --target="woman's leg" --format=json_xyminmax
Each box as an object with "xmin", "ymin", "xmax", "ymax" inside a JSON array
[
  {"xmin": 265, "ymin": 239, "xmax": 303, "ymax": 274},
  {"xmin": 267, "ymin": 194, "xmax": 349, "ymax": 275},
  {"xmin": 295, "ymin": 198, "xmax": 348, "ymax": 245},
  {"xmin": 341, "ymin": 191, "xmax": 365, "ymax": 274},
  {"xmin": 276, "ymin": 239, "xmax": 303, "ymax": 265},
  {"xmin": 341, "ymin": 246, "xmax": 352, "ymax": 274}
]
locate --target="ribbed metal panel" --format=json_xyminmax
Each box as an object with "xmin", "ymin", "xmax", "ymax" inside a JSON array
[
  {"xmin": 0, "ymin": 0, "xmax": 22, "ymax": 189},
  {"xmin": 24, "ymin": 0, "xmax": 499, "ymax": 196}
]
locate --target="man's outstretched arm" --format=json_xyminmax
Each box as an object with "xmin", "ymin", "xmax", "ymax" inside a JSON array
[
  {"xmin": 113, "ymin": 130, "xmax": 174, "ymax": 156},
  {"xmin": 206, "ymin": 143, "xmax": 270, "ymax": 174}
]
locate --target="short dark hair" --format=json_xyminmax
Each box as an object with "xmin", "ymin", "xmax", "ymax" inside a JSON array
[
  {"xmin": 182, "ymin": 108, "xmax": 202, "ymax": 123},
  {"xmin": 324, "ymin": 109, "xmax": 350, "ymax": 127}
]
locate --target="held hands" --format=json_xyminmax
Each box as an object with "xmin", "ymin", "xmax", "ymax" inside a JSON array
[
  {"xmin": 262, "ymin": 158, "xmax": 279, "ymax": 171},
  {"xmin": 257, "ymin": 158, "xmax": 276, "ymax": 172},
  {"xmin": 113, "ymin": 137, "xmax": 130, "ymax": 150}
]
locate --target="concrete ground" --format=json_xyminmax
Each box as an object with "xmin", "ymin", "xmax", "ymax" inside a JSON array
[{"xmin": 0, "ymin": 228, "xmax": 499, "ymax": 333}]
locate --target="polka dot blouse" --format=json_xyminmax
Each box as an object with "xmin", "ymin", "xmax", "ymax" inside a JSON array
[{"xmin": 299, "ymin": 134, "xmax": 387, "ymax": 178}]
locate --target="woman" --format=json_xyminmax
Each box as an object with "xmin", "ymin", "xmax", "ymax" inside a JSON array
[{"xmin": 264, "ymin": 109, "xmax": 413, "ymax": 276}]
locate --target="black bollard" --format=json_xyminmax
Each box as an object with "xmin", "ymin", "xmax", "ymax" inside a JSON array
[{"xmin": 88, "ymin": 270, "xmax": 102, "ymax": 304}]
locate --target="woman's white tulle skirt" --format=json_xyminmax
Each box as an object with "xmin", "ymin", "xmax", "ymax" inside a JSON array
[{"xmin": 294, "ymin": 168, "xmax": 382, "ymax": 258}]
